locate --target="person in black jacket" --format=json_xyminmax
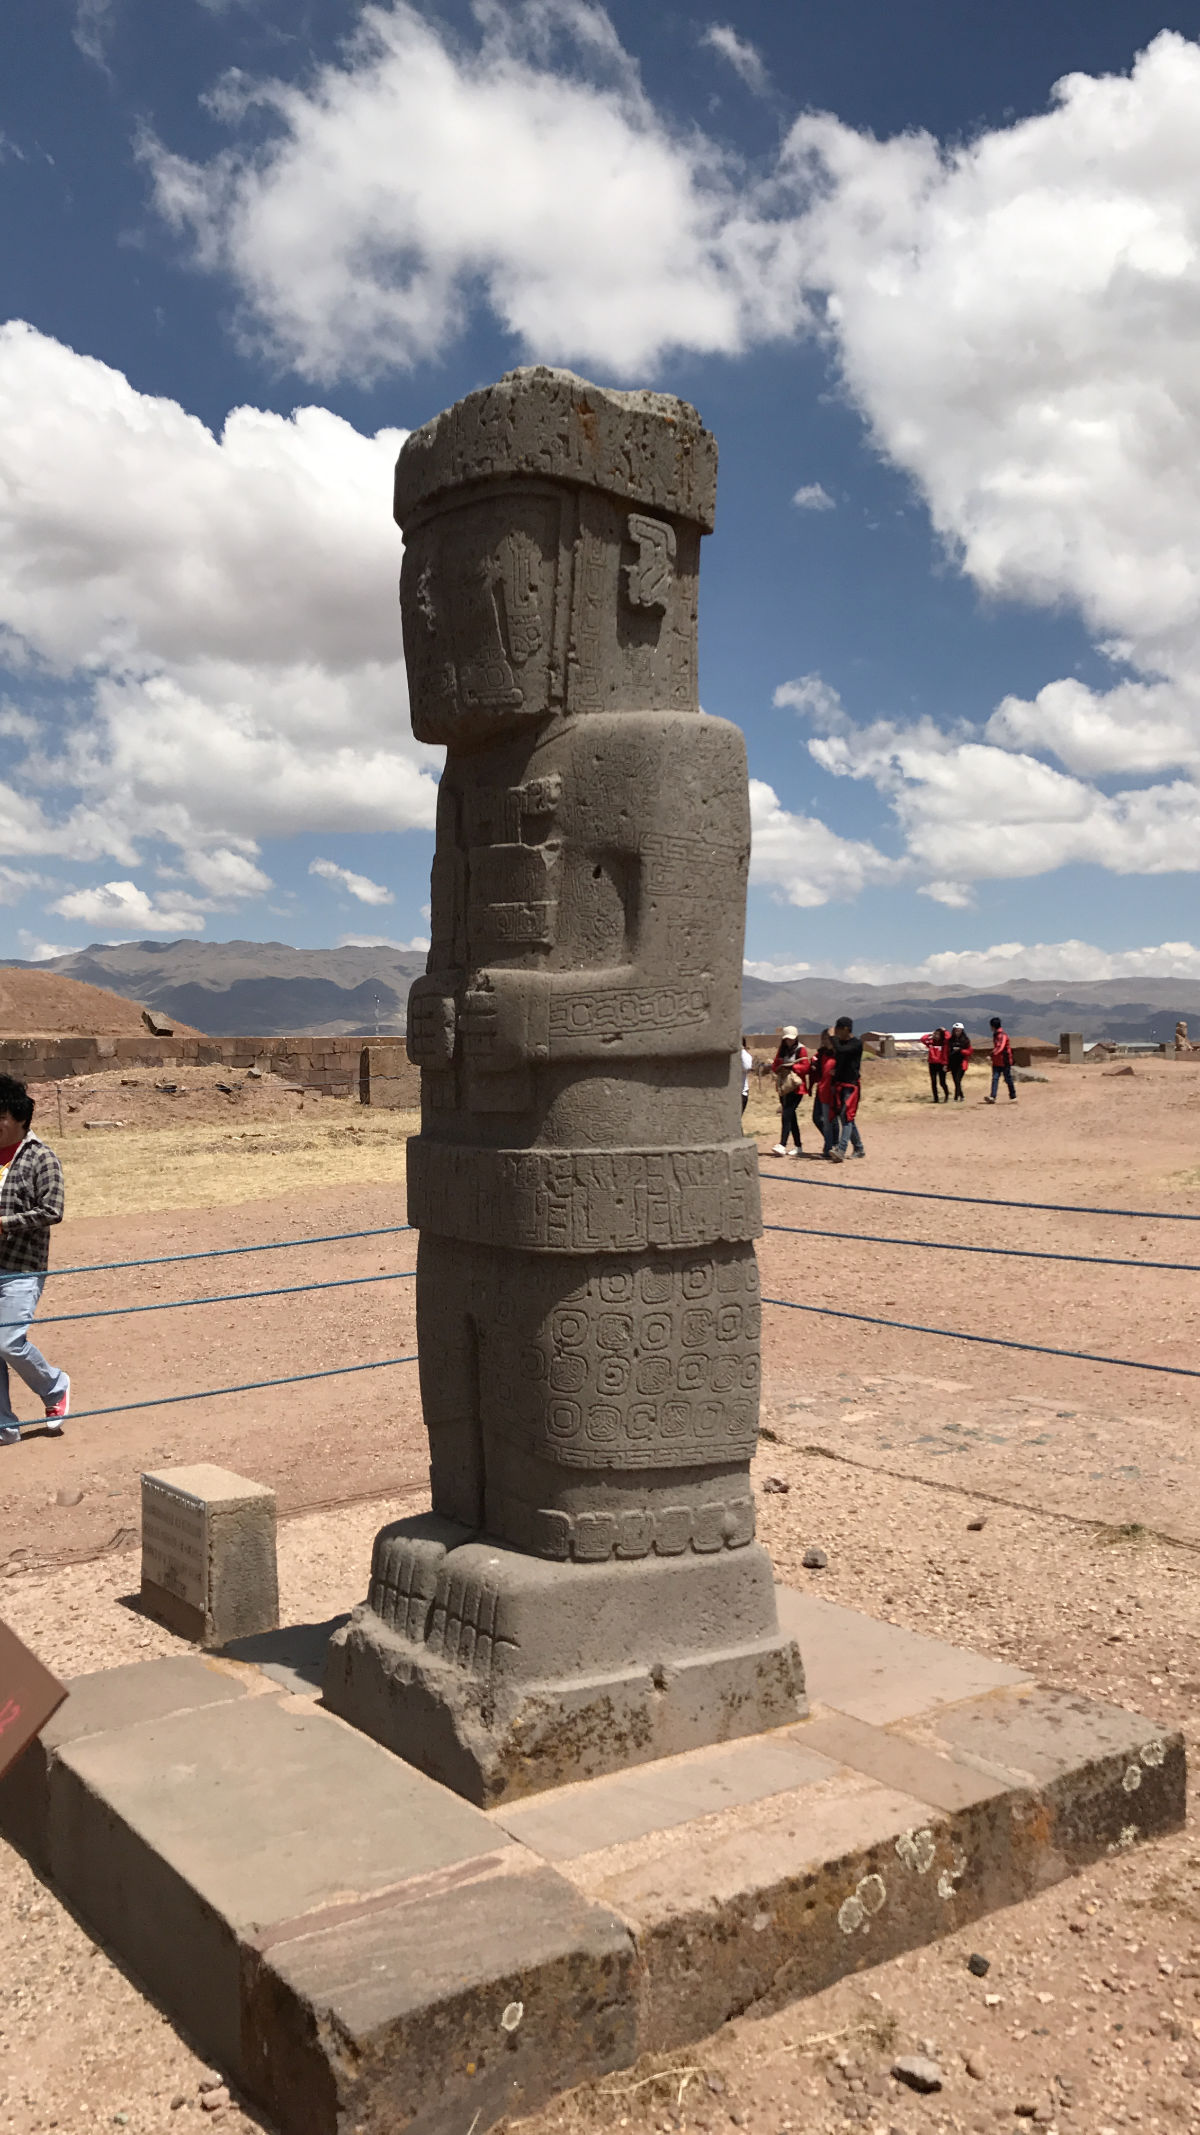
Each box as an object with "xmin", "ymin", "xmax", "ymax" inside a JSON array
[
  {"xmin": 829, "ymin": 1016, "xmax": 865, "ymax": 1162},
  {"xmin": 946, "ymin": 1022, "xmax": 973, "ymax": 1102}
]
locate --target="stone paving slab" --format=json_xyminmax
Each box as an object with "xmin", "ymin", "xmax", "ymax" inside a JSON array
[
  {"xmin": 777, "ymin": 1587, "xmax": 1030, "ymax": 1723},
  {"xmin": 493, "ymin": 1728, "xmax": 840, "ymax": 1860},
  {"xmin": 0, "ymin": 1594, "xmax": 1184, "ymax": 2135}
]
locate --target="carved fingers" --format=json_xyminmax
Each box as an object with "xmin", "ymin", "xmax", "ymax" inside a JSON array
[{"xmin": 406, "ymin": 976, "xmax": 457, "ymax": 1069}]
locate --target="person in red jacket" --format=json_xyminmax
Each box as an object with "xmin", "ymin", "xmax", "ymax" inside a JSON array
[
  {"xmin": 920, "ymin": 1027, "xmax": 950, "ymax": 1103},
  {"xmin": 984, "ymin": 1016, "xmax": 1017, "ymax": 1103},
  {"xmin": 769, "ymin": 1026, "xmax": 810, "ymax": 1157},
  {"xmin": 806, "ymin": 1030, "xmax": 838, "ymax": 1157}
]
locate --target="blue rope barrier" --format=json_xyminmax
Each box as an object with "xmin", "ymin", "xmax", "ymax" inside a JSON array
[
  {"xmin": 761, "ymin": 1220, "xmax": 1200, "ymax": 1274},
  {"xmin": 761, "ymin": 1295, "xmax": 1200, "ymax": 1379},
  {"xmin": 40, "ymin": 1223, "xmax": 413, "ymax": 1278},
  {"xmin": 10, "ymin": 1352, "xmax": 420, "ymax": 1429},
  {"xmin": 758, "ymin": 1167, "xmax": 1200, "ymax": 1222},
  {"xmin": 5, "ymin": 1268, "xmax": 417, "ymax": 1333}
]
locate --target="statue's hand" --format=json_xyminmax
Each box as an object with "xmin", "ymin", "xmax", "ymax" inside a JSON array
[
  {"xmin": 460, "ymin": 972, "xmax": 547, "ymax": 1072},
  {"xmin": 407, "ymin": 975, "xmax": 457, "ymax": 1068}
]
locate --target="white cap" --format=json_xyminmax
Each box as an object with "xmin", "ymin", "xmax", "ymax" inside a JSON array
[{"xmin": 781, "ymin": 1024, "xmax": 798, "ymax": 1040}]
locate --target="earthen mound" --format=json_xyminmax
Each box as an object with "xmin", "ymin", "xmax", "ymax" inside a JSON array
[{"xmin": 0, "ymin": 968, "xmax": 204, "ymax": 1037}]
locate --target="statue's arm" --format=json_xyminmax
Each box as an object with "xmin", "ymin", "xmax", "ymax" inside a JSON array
[{"xmin": 461, "ymin": 718, "xmax": 748, "ymax": 1068}]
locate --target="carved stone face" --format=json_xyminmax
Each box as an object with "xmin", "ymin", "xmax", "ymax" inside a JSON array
[{"xmin": 401, "ymin": 489, "xmax": 562, "ymax": 748}]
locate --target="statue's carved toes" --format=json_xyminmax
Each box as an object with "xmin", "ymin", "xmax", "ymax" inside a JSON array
[{"xmin": 368, "ymin": 1511, "xmax": 475, "ymax": 1638}]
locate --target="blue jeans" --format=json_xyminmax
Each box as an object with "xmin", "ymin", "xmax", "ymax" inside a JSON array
[
  {"xmin": 0, "ymin": 1274, "xmax": 67, "ymax": 1434},
  {"xmin": 837, "ymin": 1111, "xmax": 864, "ymax": 1156},
  {"xmin": 990, "ymin": 1065, "xmax": 1016, "ymax": 1100}
]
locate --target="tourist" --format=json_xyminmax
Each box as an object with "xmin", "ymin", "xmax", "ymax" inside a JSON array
[
  {"xmin": 811, "ymin": 1029, "xmax": 839, "ymax": 1157},
  {"xmin": 921, "ymin": 1027, "xmax": 950, "ymax": 1103},
  {"xmin": 829, "ymin": 1016, "xmax": 866, "ymax": 1162},
  {"xmin": 984, "ymin": 1016, "xmax": 1017, "ymax": 1104},
  {"xmin": 740, "ymin": 1037, "xmax": 753, "ymax": 1116},
  {"xmin": 947, "ymin": 1022, "xmax": 973, "ymax": 1102},
  {"xmin": 0, "ymin": 1074, "xmax": 69, "ymax": 1446},
  {"xmin": 769, "ymin": 1026, "xmax": 809, "ymax": 1158}
]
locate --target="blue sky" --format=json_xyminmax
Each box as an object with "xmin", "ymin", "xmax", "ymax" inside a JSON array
[{"xmin": 3, "ymin": 0, "xmax": 1200, "ymax": 985}]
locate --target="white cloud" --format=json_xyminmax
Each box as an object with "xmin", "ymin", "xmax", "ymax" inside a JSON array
[
  {"xmin": 918, "ymin": 880, "xmax": 975, "ymax": 909},
  {"xmin": 16, "ymin": 933, "xmax": 69, "ymax": 962},
  {"xmin": 749, "ymin": 777, "xmax": 894, "ymax": 908},
  {"xmin": 142, "ymin": 0, "xmax": 801, "ymax": 381},
  {"xmin": 0, "ymin": 865, "xmax": 51, "ymax": 905},
  {"xmin": 743, "ymin": 958, "xmax": 811, "ymax": 982},
  {"xmin": 840, "ymin": 939, "xmax": 1200, "ymax": 986},
  {"xmin": 309, "ymin": 857, "xmax": 394, "ymax": 905},
  {"xmin": 140, "ymin": 16, "xmax": 1200, "ymax": 903},
  {"xmin": 175, "ymin": 846, "xmax": 272, "ymax": 900},
  {"xmin": 791, "ymin": 483, "xmax": 835, "ymax": 512},
  {"xmin": 338, "ymin": 932, "xmax": 429, "ymax": 951},
  {"xmin": 700, "ymin": 24, "xmax": 769, "ymax": 98},
  {"xmin": 0, "ymin": 324, "xmax": 439, "ymax": 923},
  {"xmin": 50, "ymin": 880, "xmax": 208, "ymax": 935},
  {"xmin": 770, "ymin": 32, "xmax": 1200, "ymax": 888},
  {"xmin": 73, "ymin": 0, "xmax": 116, "ymax": 68}
]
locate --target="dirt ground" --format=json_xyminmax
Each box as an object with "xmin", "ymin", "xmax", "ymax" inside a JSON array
[
  {"xmin": 0, "ymin": 966, "xmax": 204, "ymax": 1035},
  {"xmin": 2, "ymin": 1053, "xmax": 1200, "ymax": 2132}
]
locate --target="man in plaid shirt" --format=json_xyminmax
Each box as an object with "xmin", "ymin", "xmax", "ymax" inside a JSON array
[{"xmin": 0, "ymin": 1075, "xmax": 69, "ymax": 1446}]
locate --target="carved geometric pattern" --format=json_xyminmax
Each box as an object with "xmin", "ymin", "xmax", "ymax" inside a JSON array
[
  {"xmin": 488, "ymin": 1490, "xmax": 757, "ymax": 1562},
  {"xmin": 408, "ymin": 1139, "xmax": 761, "ymax": 1252}
]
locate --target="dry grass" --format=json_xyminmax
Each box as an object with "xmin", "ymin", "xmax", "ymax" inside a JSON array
[{"xmin": 59, "ymin": 1109, "xmax": 420, "ymax": 1220}]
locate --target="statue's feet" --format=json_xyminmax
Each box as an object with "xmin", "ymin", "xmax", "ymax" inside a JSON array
[{"xmin": 368, "ymin": 1511, "xmax": 474, "ymax": 1638}]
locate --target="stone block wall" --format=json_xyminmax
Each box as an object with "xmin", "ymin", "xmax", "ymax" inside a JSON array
[{"xmin": 0, "ymin": 1032, "xmax": 420, "ymax": 1105}]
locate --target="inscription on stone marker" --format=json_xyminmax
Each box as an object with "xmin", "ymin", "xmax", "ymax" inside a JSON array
[{"xmin": 141, "ymin": 1478, "xmax": 207, "ymax": 1608}]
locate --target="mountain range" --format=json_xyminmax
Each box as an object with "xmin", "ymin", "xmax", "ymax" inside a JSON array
[{"xmin": 2, "ymin": 941, "xmax": 1199, "ymax": 1044}]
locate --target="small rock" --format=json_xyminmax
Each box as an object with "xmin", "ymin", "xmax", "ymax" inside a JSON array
[
  {"xmin": 113, "ymin": 2118, "xmax": 130, "ymax": 2128},
  {"xmin": 968, "ymin": 1951, "xmax": 991, "ymax": 1976},
  {"xmin": 966, "ymin": 1513, "xmax": 987, "ymax": 1531},
  {"xmin": 201, "ymin": 2089, "xmax": 229, "ymax": 2113},
  {"xmin": 705, "ymin": 2073, "xmax": 726, "ymax": 2095},
  {"xmin": 802, "ymin": 1546, "xmax": 828, "ymax": 1569},
  {"xmin": 171, "ymin": 2098, "xmax": 187, "ymax": 2111},
  {"xmin": 965, "ymin": 2052, "xmax": 987, "ymax": 2080},
  {"xmin": 198, "ymin": 2077, "xmax": 225, "ymax": 2095},
  {"xmin": 761, "ymin": 1475, "xmax": 791, "ymax": 1494},
  {"xmin": 246, "ymin": 1066, "xmax": 262, "ymax": 1078},
  {"xmin": 892, "ymin": 2055, "xmax": 944, "ymax": 2094},
  {"xmin": 1013, "ymin": 2105, "xmax": 1039, "ymax": 2120},
  {"xmin": 55, "ymin": 1488, "xmax": 84, "ymax": 1507}
]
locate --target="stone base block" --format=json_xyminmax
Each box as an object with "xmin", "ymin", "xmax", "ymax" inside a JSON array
[
  {"xmin": 322, "ymin": 1519, "xmax": 806, "ymax": 1804},
  {"xmin": 0, "ymin": 1597, "xmax": 1184, "ymax": 2135}
]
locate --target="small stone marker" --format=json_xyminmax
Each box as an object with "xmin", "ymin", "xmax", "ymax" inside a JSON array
[{"xmin": 141, "ymin": 1464, "xmax": 279, "ymax": 1647}]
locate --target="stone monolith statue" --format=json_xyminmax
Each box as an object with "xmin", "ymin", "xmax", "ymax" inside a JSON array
[{"xmin": 324, "ymin": 367, "xmax": 805, "ymax": 1803}]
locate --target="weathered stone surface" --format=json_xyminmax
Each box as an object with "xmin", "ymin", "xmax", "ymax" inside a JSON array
[
  {"xmin": 0, "ymin": 1601, "xmax": 1184, "ymax": 2135},
  {"xmin": 330, "ymin": 1523, "xmax": 803, "ymax": 1803},
  {"xmin": 141, "ymin": 1465, "xmax": 278, "ymax": 1648},
  {"xmin": 327, "ymin": 365, "xmax": 801, "ymax": 1795}
]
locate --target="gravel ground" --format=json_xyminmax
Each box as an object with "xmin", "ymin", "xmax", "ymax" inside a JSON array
[{"xmin": 2, "ymin": 1056, "xmax": 1200, "ymax": 2131}]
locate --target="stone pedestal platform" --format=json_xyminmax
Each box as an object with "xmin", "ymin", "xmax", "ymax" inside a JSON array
[
  {"xmin": 323, "ymin": 1514, "xmax": 805, "ymax": 1804},
  {"xmin": 0, "ymin": 1593, "xmax": 1184, "ymax": 2135}
]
